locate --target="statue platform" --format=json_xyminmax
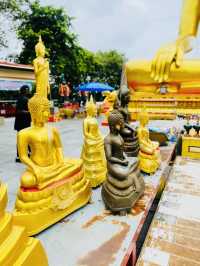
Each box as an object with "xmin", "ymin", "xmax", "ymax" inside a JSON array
[
  {"xmin": 0, "ymin": 183, "xmax": 48, "ymax": 266},
  {"xmin": 13, "ymin": 166, "xmax": 91, "ymax": 236},
  {"xmin": 129, "ymin": 90, "xmax": 200, "ymax": 120},
  {"xmin": 137, "ymin": 156, "xmax": 200, "ymax": 265},
  {"xmin": 182, "ymin": 136, "xmax": 200, "ymax": 159},
  {"xmin": 35, "ymin": 143, "xmax": 175, "ymax": 266}
]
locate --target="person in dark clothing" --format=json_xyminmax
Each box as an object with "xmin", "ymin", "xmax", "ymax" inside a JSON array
[{"xmin": 14, "ymin": 85, "xmax": 31, "ymax": 162}]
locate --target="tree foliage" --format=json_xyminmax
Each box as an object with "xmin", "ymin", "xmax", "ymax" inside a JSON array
[
  {"xmin": 0, "ymin": 0, "xmax": 29, "ymax": 47},
  {"xmin": 16, "ymin": 0, "xmax": 125, "ymax": 90},
  {"xmin": 17, "ymin": 1, "xmax": 78, "ymax": 82}
]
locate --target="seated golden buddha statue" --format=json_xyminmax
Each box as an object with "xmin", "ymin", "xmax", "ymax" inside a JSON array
[
  {"xmin": 0, "ymin": 180, "xmax": 48, "ymax": 265},
  {"xmin": 137, "ymin": 109, "xmax": 161, "ymax": 174},
  {"xmin": 101, "ymin": 110, "xmax": 144, "ymax": 215},
  {"xmin": 102, "ymin": 90, "xmax": 117, "ymax": 116},
  {"xmin": 126, "ymin": 0, "xmax": 200, "ymax": 94},
  {"xmin": 115, "ymin": 86, "xmax": 139, "ymax": 157},
  {"xmin": 13, "ymin": 94, "xmax": 91, "ymax": 235},
  {"xmin": 81, "ymin": 96, "xmax": 107, "ymax": 187}
]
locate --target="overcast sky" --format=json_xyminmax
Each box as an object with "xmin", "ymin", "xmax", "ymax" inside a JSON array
[{"xmin": 1, "ymin": 0, "xmax": 200, "ymax": 60}]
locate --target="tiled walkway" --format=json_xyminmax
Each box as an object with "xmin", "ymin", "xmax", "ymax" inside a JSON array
[{"xmin": 137, "ymin": 156, "xmax": 200, "ymax": 266}]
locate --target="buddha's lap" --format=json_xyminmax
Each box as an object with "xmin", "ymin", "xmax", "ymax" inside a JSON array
[{"xmin": 108, "ymin": 163, "xmax": 137, "ymax": 180}]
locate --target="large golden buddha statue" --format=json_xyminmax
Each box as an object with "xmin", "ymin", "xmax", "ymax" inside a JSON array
[
  {"xmin": 13, "ymin": 38, "xmax": 91, "ymax": 236},
  {"xmin": 137, "ymin": 109, "xmax": 161, "ymax": 174},
  {"xmin": 33, "ymin": 36, "xmax": 50, "ymax": 98},
  {"xmin": 126, "ymin": 0, "xmax": 200, "ymax": 118},
  {"xmin": 81, "ymin": 96, "xmax": 107, "ymax": 187},
  {"xmin": 0, "ymin": 180, "xmax": 48, "ymax": 265}
]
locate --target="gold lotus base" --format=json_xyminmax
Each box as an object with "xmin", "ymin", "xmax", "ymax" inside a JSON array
[
  {"xmin": 86, "ymin": 171, "xmax": 107, "ymax": 188},
  {"xmin": 128, "ymin": 90, "xmax": 200, "ymax": 120},
  {"xmin": 182, "ymin": 136, "xmax": 200, "ymax": 159},
  {"xmin": 0, "ymin": 183, "xmax": 48, "ymax": 266},
  {"xmin": 13, "ymin": 169, "xmax": 91, "ymax": 236},
  {"xmin": 138, "ymin": 151, "xmax": 160, "ymax": 174}
]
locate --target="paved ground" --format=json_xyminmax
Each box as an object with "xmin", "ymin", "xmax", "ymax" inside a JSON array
[
  {"xmin": 0, "ymin": 116, "xmax": 185, "ymax": 212},
  {"xmin": 0, "ymin": 118, "xmax": 188, "ymax": 266}
]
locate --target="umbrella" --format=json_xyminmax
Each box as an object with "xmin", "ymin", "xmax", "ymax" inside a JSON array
[{"xmin": 77, "ymin": 82, "xmax": 114, "ymax": 92}]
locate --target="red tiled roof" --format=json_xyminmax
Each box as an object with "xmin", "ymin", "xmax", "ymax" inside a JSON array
[{"xmin": 0, "ymin": 60, "xmax": 33, "ymax": 70}]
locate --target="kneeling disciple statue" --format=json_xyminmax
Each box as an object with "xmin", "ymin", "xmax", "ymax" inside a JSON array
[{"xmin": 101, "ymin": 110, "xmax": 144, "ymax": 215}]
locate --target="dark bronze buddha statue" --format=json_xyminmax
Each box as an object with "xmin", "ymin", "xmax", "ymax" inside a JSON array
[
  {"xmin": 115, "ymin": 86, "xmax": 139, "ymax": 157},
  {"xmin": 101, "ymin": 110, "xmax": 145, "ymax": 215}
]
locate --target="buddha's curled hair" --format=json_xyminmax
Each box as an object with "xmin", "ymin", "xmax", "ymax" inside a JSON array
[
  {"xmin": 28, "ymin": 93, "xmax": 50, "ymax": 114},
  {"xmin": 108, "ymin": 110, "xmax": 124, "ymax": 131}
]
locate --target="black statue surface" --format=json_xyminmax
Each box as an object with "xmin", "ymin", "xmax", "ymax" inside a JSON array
[
  {"xmin": 101, "ymin": 110, "xmax": 145, "ymax": 215},
  {"xmin": 114, "ymin": 86, "xmax": 139, "ymax": 157}
]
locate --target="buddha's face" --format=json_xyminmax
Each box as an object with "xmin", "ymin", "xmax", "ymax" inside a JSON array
[
  {"xmin": 37, "ymin": 46, "xmax": 45, "ymax": 57},
  {"xmin": 87, "ymin": 105, "xmax": 97, "ymax": 117},
  {"xmin": 115, "ymin": 120, "xmax": 124, "ymax": 131},
  {"xmin": 33, "ymin": 105, "xmax": 50, "ymax": 124},
  {"xmin": 140, "ymin": 115, "xmax": 148, "ymax": 126}
]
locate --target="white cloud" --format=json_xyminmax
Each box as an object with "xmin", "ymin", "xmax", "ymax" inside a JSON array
[{"xmin": 2, "ymin": 0, "xmax": 200, "ymax": 61}]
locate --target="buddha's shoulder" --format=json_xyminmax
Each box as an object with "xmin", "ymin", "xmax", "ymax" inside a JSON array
[
  {"xmin": 104, "ymin": 134, "xmax": 112, "ymax": 143},
  {"xmin": 18, "ymin": 127, "xmax": 32, "ymax": 137},
  {"xmin": 50, "ymin": 126, "xmax": 60, "ymax": 135}
]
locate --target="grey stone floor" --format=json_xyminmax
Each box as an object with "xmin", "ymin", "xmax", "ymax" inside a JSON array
[{"xmin": 0, "ymin": 116, "xmax": 186, "ymax": 212}]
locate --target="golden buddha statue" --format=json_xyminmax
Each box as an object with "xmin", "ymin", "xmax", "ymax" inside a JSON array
[
  {"xmin": 126, "ymin": 0, "xmax": 200, "ymax": 118},
  {"xmin": 137, "ymin": 109, "xmax": 161, "ymax": 174},
  {"xmin": 13, "ymin": 94, "xmax": 91, "ymax": 235},
  {"xmin": 0, "ymin": 180, "xmax": 48, "ymax": 265},
  {"xmin": 126, "ymin": 0, "xmax": 200, "ymax": 90},
  {"xmin": 81, "ymin": 96, "xmax": 106, "ymax": 187},
  {"xmin": 33, "ymin": 36, "xmax": 50, "ymax": 98}
]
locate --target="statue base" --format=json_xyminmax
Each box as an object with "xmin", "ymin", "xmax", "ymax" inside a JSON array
[
  {"xmin": 138, "ymin": 150, "xmax": 160, "ymax": 174},
  {"xmin": 128, "ymin": 82, "xmax": 200, "ymax": 120},
  {"xmin": 13, "ymin": 167, "xmax": 91, "ymax": 236},
  {"xmin": 182, "ymin": 136, "xmax": 200, "ymax": 159},
  {"xmin": 0, "ymin": 183, "xmax": 48, "ymax": 266},
  {"xmin": 101, "ymin": 176, "xmax": 144, "ymax": 213},
  {"xmin": 86, "ymin": 171, "xmax": 107, "ymax": 188}
]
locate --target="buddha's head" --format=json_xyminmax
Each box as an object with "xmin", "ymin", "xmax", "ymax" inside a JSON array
[
  {"xmin": 108, "ymin": 110, "xmax": 124, "ymax": 133},
  {"xmin": 86, "ymin": 95, "xmax": 97, "ymax": 117},
  {"xmin": 35, "ymin": 36, "xmax": 46, "ymax": 57},
  {"xmin": 119, "ymin": 85, "xmax": 130, "ymax": 106},
  {"xmin": 138, "ymin": 108, "xmax": 149, "ymax": 126},
  {"xmin": 28, "ymin": 94, "xmax": 50, "ymax": 124}
]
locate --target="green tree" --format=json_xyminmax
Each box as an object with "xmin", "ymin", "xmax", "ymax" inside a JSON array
[
  {"xmin": 73, "ymin": 49, "xmax": 125, "ymax": 88},
  {"xmin": 95, "ymin": 50, "xmax": 125, "ymax": 88},
  {"xmin": 0, "ymin": 0, "xmax": 29, "ymax": 47},
  {"xmin": 16, "ymin": 0, "xmax": 125, "ymax": 96},
  {"xmin": 16, "ymin": 1, "xmax": 79, "ymax": 85}
]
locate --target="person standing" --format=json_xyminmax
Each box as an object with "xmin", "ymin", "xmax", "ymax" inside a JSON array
[{"xmin": 14, "ymin": 85, "xmax": 31, "ymax": 162}]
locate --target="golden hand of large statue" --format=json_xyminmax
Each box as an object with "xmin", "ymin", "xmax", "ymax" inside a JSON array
[{"xmin": 150, "ymin": 40, "xmax": 185, "ymax": 83}]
